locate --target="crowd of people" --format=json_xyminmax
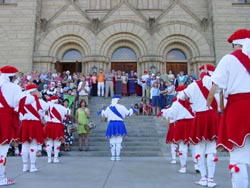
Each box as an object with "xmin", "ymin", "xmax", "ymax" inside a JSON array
[
  {"xmin": 0, "ymin": 28, "xmax": 249, "ymax": 188},
  {"xmin": 10, "ymin": 66, "xmax": 198, "ymax": 119}
]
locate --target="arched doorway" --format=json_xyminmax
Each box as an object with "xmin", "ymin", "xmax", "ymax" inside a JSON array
[
  {"xmin": 56, "ymin": 49, "xmax": 83, "ymax": 73},
  {"xmin": 111, "ymin": 47, "xmax": 137, "ymax": 73},
  {"xmin": 166, "ymin": 49, "xmax": 187, "ymax": 75}
]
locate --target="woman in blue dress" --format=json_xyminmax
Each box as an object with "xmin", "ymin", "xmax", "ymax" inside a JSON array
[{"xmin": 127, "ymin": 70, "xmax": 136, "ymax": 96}]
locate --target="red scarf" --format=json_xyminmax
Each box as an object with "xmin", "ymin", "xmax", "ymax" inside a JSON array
[
  {"xmin": 18, "ymin": 95, "xmax": 42, "ymax": 120},
  {"xmin": 196, "ymin": 80, "xmax": 218, "ymax": 110},
  {"xmin": 231, "ymin": 49, "xmax": 250, "ymax": 73},
  {"xmin": 177, "ymin": 98, "xmax": 194, "ymax": 116},
  {"xmin": 49, "ymin": 106, "xmax": 62, "ymax": 122}
]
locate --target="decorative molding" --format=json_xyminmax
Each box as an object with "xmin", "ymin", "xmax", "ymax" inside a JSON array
[{"xmin": 100, "ymin": 0, "xmax": 148, "ymax": 23}]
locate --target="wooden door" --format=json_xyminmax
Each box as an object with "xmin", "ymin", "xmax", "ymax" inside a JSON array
[
  {"xmin": 166, "ymin": 62, "xmax": 187, "ymax": 75},
  {"xmin": 111, "ymin": 62, "xmax": 137, "ymax": 73},
  {"xmin": 56, "ymin": 62, "xmax": 82, "ymax": 73}
]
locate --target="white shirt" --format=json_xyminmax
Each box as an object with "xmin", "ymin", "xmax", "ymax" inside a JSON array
[
  {"xmin": 46, "ymin": 102, "xmax": 68, "ymax": 123},
  {"xmin": 19, "ymin": 97, "xmax": 49, "ymax": 121},
  {"xmin": 0, "ymin": 80, "xmax": 33, "ymax": 109},
  {"xmin": 102, "ymin": 103, "xmax": 133, "ymax": 122},
  {"xmin": 211, "ymin": 53, "xmax": 250, "ymax": 98},
  {"xmin": 184, "ymin": 76, "xmax": 220, "ymax": 112},
  {"xmin": 78, "ymin": 81, "xmax": 90, "ymax": 96}
]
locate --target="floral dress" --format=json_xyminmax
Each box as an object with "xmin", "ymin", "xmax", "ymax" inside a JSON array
[{"xmin": 63, "ymin": 114, "xmax": 73, "ymax": 145}]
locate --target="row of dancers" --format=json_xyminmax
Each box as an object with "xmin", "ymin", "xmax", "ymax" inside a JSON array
[{"xmin": 159, "ymin": 28, "xmax": 250, "ymax": 188}]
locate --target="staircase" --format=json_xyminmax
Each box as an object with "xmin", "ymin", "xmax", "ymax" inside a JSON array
[
  {"xmin": 61, "ymin": 96, "xmax": 229, "ymax": 158},
  {"xmin": 62, "ymin": 96, "xmax": 165, "ymax": 157}
]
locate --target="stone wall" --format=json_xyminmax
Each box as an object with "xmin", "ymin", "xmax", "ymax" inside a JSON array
[
  {"xmin": 211, "ymin": 0, "xmax": 250, "ymax": 63},
  {"xmin": 0, "ymin": 0, "xmax": 37, "ymax": 73}
]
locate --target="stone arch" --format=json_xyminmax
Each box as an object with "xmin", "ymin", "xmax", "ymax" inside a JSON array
[
  {"xmin": 98, "ymin": 22, "xmax": 149, "ymax": 56},
  {"xmin": 36, "ymin": 23, "xmax": 94, "ymax": 57},
  {"xmin": 160, "ymin": 37, "xmax": 194, "ymax": 61},
  {"xmin": 49, "ymin": 35, "xmax": 88, "ymax": 60},
  {"xmin": 156, "ymin": 23, "xmax": 212, "ymax": 57},
  {"xmin": 108, "ymin": 41, "xmax": 141, "ymax": 61}
]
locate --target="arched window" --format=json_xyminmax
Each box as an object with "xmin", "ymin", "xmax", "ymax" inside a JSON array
[
  {"xmin": 62, "ymin": 49, "xmax": 83, "ymax": 61},
  {"xmin": 112, "ymin": 47, "xmax": 137, "ymax": 61},
  {"xmin": 166, "ymin": 49, "xmax": 186, "ymax": 60}
]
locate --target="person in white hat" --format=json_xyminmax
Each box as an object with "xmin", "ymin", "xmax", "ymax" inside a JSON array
[
  {"xmin": 208, "ymin": 28, "xmax": 250, "ymax": 188},
  {"xmin": 101, "ymin": 95, "xmax": 136, "ymax": 161},
  {"xmin": 0, "ymin": 66, "xmax": 34, "ymax": 186},
  {"xmin": 178, "ymin": 64, "xmax": 221, "ymax": 187},
  {"xmin": 18, "ymin": 83, "xmax": 48, "ymax": 173},
  {"xmin": 44, "ymin": 96, "xmax": 68, "ymax": 163}
]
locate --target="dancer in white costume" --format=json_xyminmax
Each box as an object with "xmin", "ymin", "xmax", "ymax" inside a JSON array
[
  {"xmin": 101, "ymin": 95, "xmax": 135, "ymax": 161},
  {"xmin": 180, "ymin": 65, "xmax": 220, "ymax": 187},
  {"xmin": 208, "ymin": 28, "xmax": 250, "ymax": 188},
  {"xmin": 44, "ymin": 96, "xmax": 68, "ymax": 163},
  {"xmin": 18, "ymin": 84, "xmax": 48, "ymax": 173},
  {"xmin": 0, "ymin": 66, "xmax": 33, "ymax": 186},
  {"xmin": 161, "ymin": 86, "xmax": 198, "ymax": 173}
]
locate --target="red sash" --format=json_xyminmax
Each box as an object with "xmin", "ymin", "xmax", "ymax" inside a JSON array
[
  {"xmin": 178, "ymin": 99, "xmax": 194, "ymax": 116},
  {"xmin": 231, "ymin": 49, "xmax": 250, "ymax": 73},
  {"xmin": 49, "ymin": 107, "xmax": 62, "ymax": 122},
  {"xmin": 18, "ymin": 95, "xmax": 42, "ymax": 120},
  {"xmin": 196, "ymin": 80, "xmax": 218, "ymax": 110}
]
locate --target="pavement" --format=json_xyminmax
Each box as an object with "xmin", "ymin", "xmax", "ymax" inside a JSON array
[{"xmin": 4, "ymin": 156, "xmax": 234, "ymax": 188}]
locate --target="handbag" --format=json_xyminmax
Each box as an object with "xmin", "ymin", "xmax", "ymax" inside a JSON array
[
  {"xmin": 84, "ymin": 121, "xmax": 96, "ymax": 132},
  {"xmin": 67, "ymin": 123, "xmax": 78, "ymax": 134}
]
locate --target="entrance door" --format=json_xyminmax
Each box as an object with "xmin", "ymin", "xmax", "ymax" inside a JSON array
[
  {"xmin": 56, "ymin": 62, "xmax": 82, "ymax": 73},
  {"xmin": 111, "ymin": 62, "xmax": 137, "ymax": 73},
  {"xmin": 166, "ymin": 62, "xmax": 187, "ymax": 75}
]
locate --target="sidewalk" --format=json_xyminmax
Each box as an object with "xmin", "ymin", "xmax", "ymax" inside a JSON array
[{"xmin": 5, "ymin": 156, "xmax": 233, "ymax": 188}]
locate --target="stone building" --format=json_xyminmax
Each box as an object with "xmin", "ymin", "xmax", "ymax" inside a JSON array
[{"xmin": 0, "ymin": 0, "xmax": 249, "ymax": 76}]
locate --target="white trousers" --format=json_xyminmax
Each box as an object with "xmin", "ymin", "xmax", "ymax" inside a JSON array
[
  {"xmin": 97, "ymin": 82, "xmax": 104, "ymax": 97},
  {"xmin": 229, "ymin": 137, "xmax": 250, "ymax": 188},
  {"xmin": 170, "ymin": 143, "xmax": 178, "ymax": 160},
  {"xmin": 195, "ymin": 141, "xmax": 217, "ymax": 179},
  {"xmin": 141, "ymin": 83, "xmax": 146, "ymax": 97},
  {"xmin": 179, "ymin": 142, "xmax": 188, "ymax": 167},
  {"xmin": 22, "ymin": 140, "xmax": 38, "ymax": 165},
  {"xmin": 0, "ymin": 145, "xmax": 9, "ymax": 179},
  {"xmin": 46, "ymin": 139, "xmax": 61, "ymax": 159},
  {"xmin": 109, "ymin": 136, "xmax": 123, "ymax": 157}
]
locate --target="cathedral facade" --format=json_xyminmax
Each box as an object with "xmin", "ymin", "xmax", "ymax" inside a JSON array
[{"xmin": 0, "ymin": 0, "xmax": 249, "ymax": 75}]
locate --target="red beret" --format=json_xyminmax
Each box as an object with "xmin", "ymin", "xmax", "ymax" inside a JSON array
[
  {"xmin": 0, "ymin": 66, "xmax": 18, "ymax": 76},
  {"xmin": 199, "ymin": 64, "xmax": 215, "ymax": 72},
  {"xmin": 144, "ymin": 70, "xmax": 148, "ymax": 74},
  {"xmin": 175, "ymin": 85, "xmax": 187, "ymax": 92},
  {"xmin": 227, "ymin": 29, "xmax": 250, "ymax": 43},
  {"xmin": 25, "ymin": 84, "xmax": 38, "ymax": 92}
]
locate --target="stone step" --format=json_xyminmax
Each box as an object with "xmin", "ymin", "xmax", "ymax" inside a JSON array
[
  {"xmin": 85, "ymin": 137, "xmax": 160, "ymax": 142},
  {"xmin": 70, "ymin": 141, "xmax": 160, "ymax": 146},
  {"xmin": 68, "ymin": 96, "xmax": 162, "ymax": 157},
  {"xmin": 69, "ymin": 145, "xmax": 161, "ymax": 151},
  {"xmin": 61, "ymin": 151, "xmax": 163, "ymax": 157}
]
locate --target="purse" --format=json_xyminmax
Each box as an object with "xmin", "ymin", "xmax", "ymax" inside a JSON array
[
  {"xmin": 84, "ymin": 121, "xmax": 96, "ymax": 132},
  {"xmin": 67, "ymin": 123, "xmax": 78, "ymax": 134}
]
